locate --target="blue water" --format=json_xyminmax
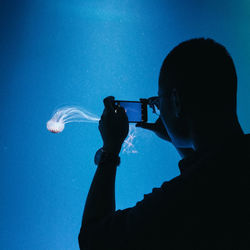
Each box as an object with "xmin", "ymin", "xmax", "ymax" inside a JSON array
[{"xmin": 1, "ymin": 1, "xmax": 250, "ymax": 249}]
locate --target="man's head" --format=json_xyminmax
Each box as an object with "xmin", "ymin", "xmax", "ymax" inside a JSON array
[{"xmin": 158, "ymin": 38, "xmax": 239, "ymax": 149}]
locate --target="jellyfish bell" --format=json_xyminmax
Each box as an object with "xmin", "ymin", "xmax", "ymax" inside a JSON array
[{"xmin": 47, "ymin": 119, "xmax": 65, "ymax": 133}]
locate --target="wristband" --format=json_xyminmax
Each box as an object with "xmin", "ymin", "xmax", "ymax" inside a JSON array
[{"xmin": 94, "ymin": 147, "xmax": 120, "ymax": 166}]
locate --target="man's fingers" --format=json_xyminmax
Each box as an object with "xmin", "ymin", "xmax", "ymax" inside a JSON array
[
  {"xmin": 136, "ymin": 122, "xmax": 156, "ymax": 131},
  {"xmin": 103, "ymin": 96, "xmax": 115, "ymax": 112}
]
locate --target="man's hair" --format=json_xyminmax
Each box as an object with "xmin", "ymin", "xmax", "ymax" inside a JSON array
[{"xmin": 159, "ymin": 38, "xmax": 237, "ymax": 115}]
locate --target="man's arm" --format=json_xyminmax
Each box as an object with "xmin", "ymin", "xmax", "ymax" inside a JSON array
[
  {"xmin": 78, "ymin": 160, "xmax": 118, "ymax": 248},
  {"xmin": 78, "ymin": 96, "xmax": 129, "ymax": 249},
  {"xmin": 136, "ymin": 118, "xmax": 195, "ymax": 159}
]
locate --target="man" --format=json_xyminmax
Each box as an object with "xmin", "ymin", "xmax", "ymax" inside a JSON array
[{"xmin": 78, "ymin": 38, "xmax": 250, "ymax": 249}]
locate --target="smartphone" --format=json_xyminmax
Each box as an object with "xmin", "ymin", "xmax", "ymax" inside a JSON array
[{"xmin": 113, "ymin": 99, "xmax": 148, "ymax": 123}]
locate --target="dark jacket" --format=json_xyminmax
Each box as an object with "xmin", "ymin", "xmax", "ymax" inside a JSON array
[{"xmin": 79, "ymin": 133, "xmax": 250, "ymax": 249}]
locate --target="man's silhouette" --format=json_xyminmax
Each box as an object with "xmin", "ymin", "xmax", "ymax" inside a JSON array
[{"xmin": 78, "ymin": 38, "xmax": 250, "ymax": 249}]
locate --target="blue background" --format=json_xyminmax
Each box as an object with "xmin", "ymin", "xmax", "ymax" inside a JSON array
[{"xmin": 1, "ymin": 0, "xmax": 250, "ymax": 249}]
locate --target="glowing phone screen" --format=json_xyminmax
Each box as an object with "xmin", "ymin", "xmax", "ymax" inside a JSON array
[{"xmin": 118, "ymin": 101, "xmax": 142, "ymax": 122}]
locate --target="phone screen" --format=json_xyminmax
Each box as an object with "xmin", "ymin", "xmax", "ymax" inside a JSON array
[{"xmin": 114, "ymin": 100, "xmax": 147, "ymax": 123}]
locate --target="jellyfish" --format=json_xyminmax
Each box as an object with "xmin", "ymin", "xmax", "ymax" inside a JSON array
[
  {"xmin": 46, "ymin": 106, "xmax": 138, "ymax": 154},
  {"xmin": 46, "ymin": 106, "xmax": 100, "ymax": 133}
]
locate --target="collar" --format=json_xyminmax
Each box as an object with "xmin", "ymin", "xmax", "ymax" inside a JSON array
[{"xmin": 178, "ymin": 133, "xmax": 250, "ymax": 175}]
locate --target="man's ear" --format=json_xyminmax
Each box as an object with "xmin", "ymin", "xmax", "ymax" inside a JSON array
[{"xmin": 171, "ymin": 88, "xmax": 181, "ymax": 118}]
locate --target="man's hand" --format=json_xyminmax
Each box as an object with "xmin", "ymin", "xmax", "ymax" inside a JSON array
[
  {"xmin": 99, "ymin": 96, "xmax": 129, "ymax": 155},
  {"xmin": 136, "ymin": 117, "xmax": 171, "ymax": 142}
]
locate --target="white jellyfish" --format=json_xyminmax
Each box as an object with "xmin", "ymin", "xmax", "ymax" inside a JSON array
[
  {"xmin": 46, "ymin": 106, "xmax": 100, "ymax": 133},
  {"xmin": 46, "ymin": 105, "xmax": 138, "ymax": 154}
]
